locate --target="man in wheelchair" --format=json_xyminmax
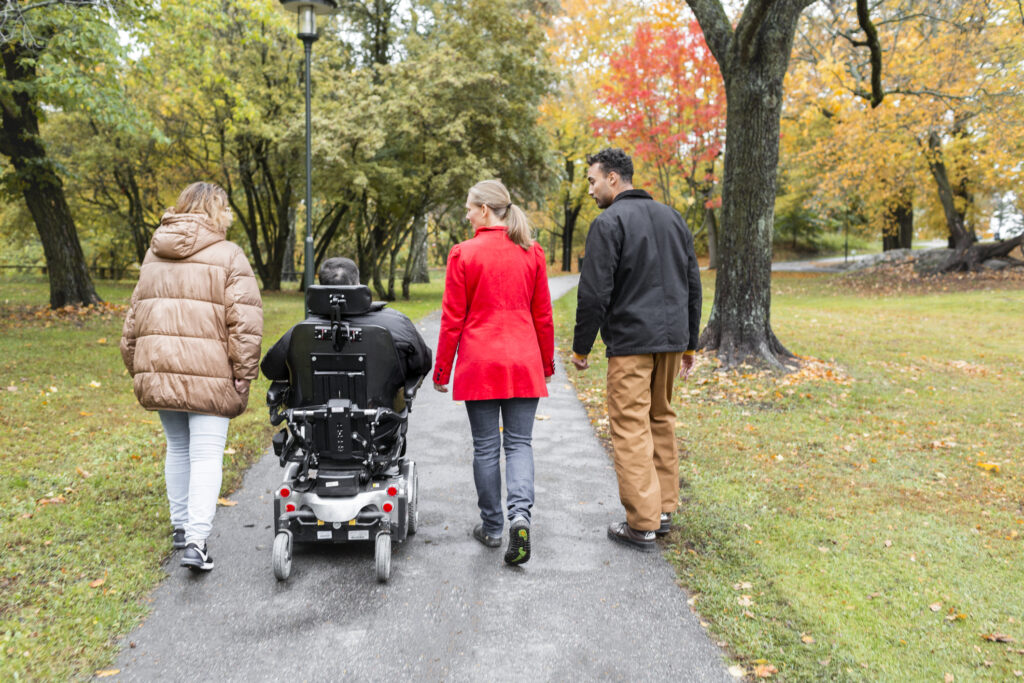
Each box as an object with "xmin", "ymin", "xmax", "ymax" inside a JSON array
[{"xmin": 259, "ymin": 258, "xmax": 431, "ymax": 581}]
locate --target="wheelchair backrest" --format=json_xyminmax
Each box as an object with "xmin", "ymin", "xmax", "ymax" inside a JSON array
[{"xmin": 285, "ymin": 285, "xmax": 403, "ymax": 411}]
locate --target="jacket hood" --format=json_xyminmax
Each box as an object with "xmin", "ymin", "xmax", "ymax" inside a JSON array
[{"xmin": 150, "ymin": 212, "xmax": 226, "ymax": 260}]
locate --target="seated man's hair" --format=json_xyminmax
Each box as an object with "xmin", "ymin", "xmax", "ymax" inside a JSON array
[
  {"xmin": 586, "ymin": 148, "xmax": 633, "ymax": 183},
  {"xmin": 318, "ymin": 257, "xmax": 360, "ymax": 286}
]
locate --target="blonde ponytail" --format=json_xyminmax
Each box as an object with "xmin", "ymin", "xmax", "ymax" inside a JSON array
[{"xmin": 467, "ymin": 179, "xmax": 533, "ymax": 250}]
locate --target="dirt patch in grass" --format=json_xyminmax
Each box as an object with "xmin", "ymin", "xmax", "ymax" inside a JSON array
[{"xmin": 837, "ymin": 261, "xmax": 1024, "ymax": 295}]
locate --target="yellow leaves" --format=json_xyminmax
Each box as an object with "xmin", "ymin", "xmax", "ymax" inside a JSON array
[
  {"xmin": 89, "ymin": 381, "xmax": 102, "ymax": 388},
  {"xmin": 801, "ymin": 633, "xmax": 815, "ymax": 644},
  {"xmin": 79, "ymin": 411, "xmax": 93, "ymax": 417},
  {"xmin": 76, "ymin": 466, "xmax": 92, "ymax": 478},
  {"xmin": 976, "ymin": 462, "xmax": 1001, "ymax": 474},
  {"xmin": 753, "ymin": 662, "xmax": 778, "ymax": 678},
  {"xmin": 95, "ymin": 670, "xmax": 120, "ymax": 678},
  {"xmin": 217, "ymin": 498, "xmax": 237, "ymax": 507},
  {"xmin": 535, "ymin": 414, "xmax": 551, "ymax": 421},
  {"xmin": 96, "ymin": 337, "xmax": 107, "ymax": 345}
]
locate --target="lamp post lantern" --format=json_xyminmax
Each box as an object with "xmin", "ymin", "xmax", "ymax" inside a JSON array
[{"xmin": 279, "ymin": 0, "xmax": 339, "ymax": 290}]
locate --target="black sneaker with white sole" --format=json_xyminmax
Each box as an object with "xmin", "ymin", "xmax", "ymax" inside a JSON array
[
  {"xmin": 655, "ymin": 513, "xmax": 672, "ymax": 537},
  {"xmin": 181, "ymin": 542, "xmax": 214, "ymax": 572},
  {"xmin": 172, "ymin": 528, "xmax": 186, "ymax": 549}
]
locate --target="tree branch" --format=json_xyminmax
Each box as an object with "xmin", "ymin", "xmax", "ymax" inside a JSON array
[
  {"xmin": 855, "ymin": 0, "xmax": 884, "ymax": 108},
  {"xmin": 735, "ymin": 0, "xmax": 773, "ymax": 64},
  {"xmin": 683, "ymin": 0, "xmax": 733, "ymax": 71}
]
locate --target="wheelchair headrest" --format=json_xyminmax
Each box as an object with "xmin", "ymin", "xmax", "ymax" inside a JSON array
[{"xmin": 305, "ymin": 285, "xmax": 373, "ymax": 317}]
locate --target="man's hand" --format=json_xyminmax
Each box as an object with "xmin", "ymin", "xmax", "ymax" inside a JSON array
[
  {"xmin": 679, "ymin": 352, "xmax": 695, "ymax": 380},
  {"xmin": 234, "ymin": 378, "xmax": 250, "ymax": 393},
  {"xmin": 433, "ymin": 382, "xmax": 449, "ymax": 393},
  {"xmin": 571, "ymin": 352, "xmax": 589, "ymax": 371}
]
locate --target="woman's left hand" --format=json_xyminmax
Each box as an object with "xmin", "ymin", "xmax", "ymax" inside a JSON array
[
  {"xmin": 433, "ymin": 382, "xmax": 448, "ymax": 393},
  {"xmin": 234, "ymin": 378, "xmax": 250, "ymax": 393},
  {"xmin": 545, "ymin": 375, "xmax": 551, "ymax": 384}
]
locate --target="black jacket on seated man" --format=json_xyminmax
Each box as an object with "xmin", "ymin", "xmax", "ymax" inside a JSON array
[{"xmin": 260, "ymin": 287, "xmax": 432, "ymax": 402}]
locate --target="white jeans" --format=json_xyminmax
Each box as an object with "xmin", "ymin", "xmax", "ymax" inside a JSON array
[{"xmin": 158, "ymin": 411, "xmax": 229, "ymax": 546}]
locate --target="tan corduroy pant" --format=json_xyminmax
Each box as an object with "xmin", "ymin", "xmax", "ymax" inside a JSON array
[{"xmin": 606, "ymin": 352, "xmax": 683, "ymax": 532}]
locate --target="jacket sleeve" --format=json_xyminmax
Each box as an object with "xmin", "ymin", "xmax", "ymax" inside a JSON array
[
  {"xmin": 260, "ymin": 327, "xmax": 293, "ymax": 382},
  {"xmin": 684, "ymin": 224, "xmax": 703, "ymax": 351},
  {"xmin": 225, "ymin": 248, "xmax": 264, "ymax": 381},
  {"xmin": 432, "ymin": 245, "xmax": 465, "ymax": 386},
  {"xmin": 119, "ymin": 285, "xmax": 140, "ymax": 377},
  {"xmin": 531, "ymin": 245, "xmax": 555, "ymax": 377},
  {"xmin": 573, "ymin": 215, "xmax": 621, "ymax": 356},
  {"xmin": 388, "ymin": 311, "xmax": 433, "ymax": 389}
]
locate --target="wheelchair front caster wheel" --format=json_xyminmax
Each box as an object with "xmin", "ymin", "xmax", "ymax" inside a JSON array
[
  {"xmin": 272, "ymin": 532, "xmax": 292, "ymax": 581},
  {"xmin": 375, "ymin": 532, "xmax": 391, "ymax": 583}
]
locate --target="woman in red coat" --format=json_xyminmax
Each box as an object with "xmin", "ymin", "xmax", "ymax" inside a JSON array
[{"xmin": 433, "ymin": 179, "xmax": 554, "ymax": 565}]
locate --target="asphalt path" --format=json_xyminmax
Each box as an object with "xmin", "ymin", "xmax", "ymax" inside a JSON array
[{"xmin": 111, "ymin": 274, "xmax": 731, "ymax": 682}]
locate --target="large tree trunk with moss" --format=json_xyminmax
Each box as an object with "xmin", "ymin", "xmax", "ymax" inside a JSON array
[
  {"xmin": 687, "ymin": 0, "xmax": 812, "ymax": 369},
  {"xmin": 0, "ymin": 44, "xmax": 101, "ymax": 308}
]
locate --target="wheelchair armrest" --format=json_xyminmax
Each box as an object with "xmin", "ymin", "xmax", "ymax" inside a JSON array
[{"xmin": 267, "ymin": 381, "xmax": 291, "ymax": 407}]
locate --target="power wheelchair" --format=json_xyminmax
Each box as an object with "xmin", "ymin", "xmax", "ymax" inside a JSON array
[{"xmin": 266, "ymin": 285, "xmax": 419, "ymax": 582}]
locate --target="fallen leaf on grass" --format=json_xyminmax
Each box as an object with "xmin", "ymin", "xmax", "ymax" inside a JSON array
[
  {"xmin": 733, "ymin": 581, "xmax": 753, "ymax": 590},
  {"xmin": 217, "ymin": 498, "xmax": 237, "ymax": 507},
  {"xmin": 930, "ymin": 602, "xmax": 943, "ymax": 612},
  {"xmin": 6, "ymin": 385, "xmax": 17, "ymax": 392},
  {"xmin": 944, "ymin": 674, "xmax": 954, "ymax": 683},
  {"xmin": 801, "ymin": 634, "xmax": 815, "ymax": 644},
  {"xmin": 90, "ymin": 578, "xmax": 105, "ymax": 588},
  {"xmin": 223, "ymin": 447, "xmax": 237, "ymax": 455},
  {"xmin": 96, "ymin": 338, "xmax": 107, "ymax": 345},
  {"xmin": 737, "ymin": 595, "xmax": 753, "ymax": 607},
  {"xmin": 945, "ymin": 611, "xmax": 967, "ymax": 622},
  {"xmin": 976, "ymin": 462, "xmax": 1001, "ymax": 473},
  {"xmin": 95, "ymin": 670, "xmax": 120, "ymax": 678},
  {"xmin": 76, "ymin": 467, "xmax": 91, "ymax": 478},
  {"xmin": 982, "ymin": 633, "xmax": 1015, "ymax": 643},
  {"xmin": 79, "ymin": 411, "xmax": 93, "ymax": 417},
  {"xmin": 754, "ymin": 663, "xmax": 778, "ymax": 678},
  {"xmin": 37, "ymin": 495, "xmax": 66, "ymax": 506},
  {"xmin": 89, "ymin": 380, "xmax": 102, "ymax": 388},
  {"xmin": 884, "ymin": 540, "xmax": 893, "ymax": 548},
  {"xmin": 727, "ymin": 665, "xmax": 745, "ymax": 678}
]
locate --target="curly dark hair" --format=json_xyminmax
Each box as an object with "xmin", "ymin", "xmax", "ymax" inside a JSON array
[{"xmin": 586, "ymin": 148, "xmax": 633, "ymax": 183}]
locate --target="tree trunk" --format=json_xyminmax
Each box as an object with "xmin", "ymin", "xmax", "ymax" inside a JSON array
[
  {"xmin": 882, "ymin": 197, "xmax": 913, "ymax": 251},
  {"xmin": 560, "ymin": 156, "xmax": 582, "ymax": 272},
  {"xmin": 706, "ymin": 205, "xmax": 719, "ymax": 269},
  {"xmin": 282, "ymin": 205, "xmax": 297, "ymax": 283},
  {"xmin": 0, "ymin": 44, "xmax": 101, "ymax": 308},
  {"xmin": 409, "ymin": 215, "xmax": 430, "ymax": 284},
  {"xmin": 925, "ymin": 131, "xmax": 986, "ymax": 271}
]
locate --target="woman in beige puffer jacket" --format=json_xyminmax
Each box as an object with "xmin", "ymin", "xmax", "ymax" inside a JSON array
[{"xmin": 121, "ymin": 182, "xmax": 262, "ymax": 572}]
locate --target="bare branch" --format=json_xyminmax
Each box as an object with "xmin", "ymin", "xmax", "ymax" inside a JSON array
[{"xmin": 855, "ymin": 0, "xmax": 884, "ymax": 107}]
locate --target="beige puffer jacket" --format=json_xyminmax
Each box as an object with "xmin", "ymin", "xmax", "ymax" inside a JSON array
[{"xmin": 120, "ymin": 212, "xmax": 263, "ymax": 418}]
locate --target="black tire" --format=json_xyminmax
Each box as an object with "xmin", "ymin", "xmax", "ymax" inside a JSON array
[
  {"xmin": 407, "ymin": 466, "xmax": 419, "ymax": 536},
  {"xmin": 272, "ymin": 532, "xmax": 292, "ymax": 581},
  {"xmin": 375, "ymin": 532, "xmax": 391, "ymax": 583}
]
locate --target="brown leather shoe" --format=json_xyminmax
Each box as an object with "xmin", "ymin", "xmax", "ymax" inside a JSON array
[{"xmin": 607, "ymin": 522, "xmax": 657, "ymax": 552}]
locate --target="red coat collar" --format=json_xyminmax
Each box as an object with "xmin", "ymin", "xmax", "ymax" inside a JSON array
[{"xmin": 473, "ymin": 225, "xmax": 506, "ymax": 237}]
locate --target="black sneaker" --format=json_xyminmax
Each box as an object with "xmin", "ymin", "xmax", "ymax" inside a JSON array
[
  {"xmin": 172, "ymin": 528, "xmax": 186, "ymax": 549},
  {"xmin": 655, "ymin": 513, "xmax": 673, "ymax": 537},
  {"xmin": 472, "ymin": 524, "xmax": 501, "ymax": 548},
  {"xmin": 180, "ymin": 542, "xmax": 214, "ymax": 572},
  {"xmin": 607, "ymin": 522, "xmax": 657, "ymax": 552},
  {"xmin": 504, "ymin": 519, "xmax": 531, "ymax": 565}
]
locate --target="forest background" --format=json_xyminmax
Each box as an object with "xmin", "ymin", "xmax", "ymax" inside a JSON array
[{"xmin": 3, "ymin": 0, "xmax": 1022, "ymax": 310}]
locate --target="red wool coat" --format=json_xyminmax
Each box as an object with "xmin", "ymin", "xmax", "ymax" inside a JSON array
[{"xmin": 433, "ymin": 226, "xmax": 555, "ymax": 401}]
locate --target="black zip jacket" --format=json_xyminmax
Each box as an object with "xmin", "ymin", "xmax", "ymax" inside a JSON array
[{"xmin": 573, "ymin": 189, "xmax": 702, "ymax": 357}]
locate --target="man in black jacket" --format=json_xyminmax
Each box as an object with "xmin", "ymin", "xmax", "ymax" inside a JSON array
[
  {"xmin": 261, "ymin": 257, "xmax": 432, "ymax": 405},
  {"xmin": 571, "ymin": 148, "xmax": 702, "ymax": 553}
]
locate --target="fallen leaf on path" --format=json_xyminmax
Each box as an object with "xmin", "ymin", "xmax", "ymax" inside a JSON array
[
  {"xmin": 95, "ymin": 670, "xmax": 120, "ymax": 678},
  {"xmin": 535, "ymin": 415, "xmax": 550, "ymax": 421},
  {"xmin": 727, "ymin": 665, "xmax": 745, "ymax": 678},
  {"xmin": 217, "ymin": 498, "xmax": 237, "ymax": 507}
]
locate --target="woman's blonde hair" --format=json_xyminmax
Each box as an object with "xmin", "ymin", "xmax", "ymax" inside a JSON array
[
  {"xmin": 467, "ymin": 179, "xmax": 532, "ymax": 250},
  {"xmin": 171, "ymin": 182, "xmax": 232, "ymax": 232}
]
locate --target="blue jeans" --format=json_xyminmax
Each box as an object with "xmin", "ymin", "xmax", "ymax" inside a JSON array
[
  {"xmin": 465, "ymin": 398, "xmax": 538, "ymax": 536},
  {"xmin": 159, "ymin": 411, "xmax": 230, "ymax": 546}
]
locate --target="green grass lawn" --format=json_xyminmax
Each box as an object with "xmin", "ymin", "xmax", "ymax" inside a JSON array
[
  {"xmin": 557, "ymin": 272, "xmax": 1024, "ymax": 681},
  {"xmin": 0, "ymin": 275, "xmax": 442, "ymax": 681}
]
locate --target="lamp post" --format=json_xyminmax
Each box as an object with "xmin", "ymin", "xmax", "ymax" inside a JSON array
[{"xmin": 280, "ymin": 0, "xmax": 339, "ymax": 290}]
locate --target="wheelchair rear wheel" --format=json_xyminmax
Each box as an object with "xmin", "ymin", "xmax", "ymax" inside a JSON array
[
  {"xmin": 375, "ymin": 532, "xmax": 391, "ymax": 582},
  {"xmin": 272, "ymin": 532, "xmax": 292, "ymax": 581}
]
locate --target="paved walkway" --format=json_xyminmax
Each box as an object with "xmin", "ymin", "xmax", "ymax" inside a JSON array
[{"xmin": 111, "ymin": 275, "xmax": 730, "ymax": 682}]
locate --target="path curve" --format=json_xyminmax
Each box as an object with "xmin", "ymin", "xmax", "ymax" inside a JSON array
[{"xmin": 111, "ymin": 274, "xmax": 730, "ymax": 682}]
